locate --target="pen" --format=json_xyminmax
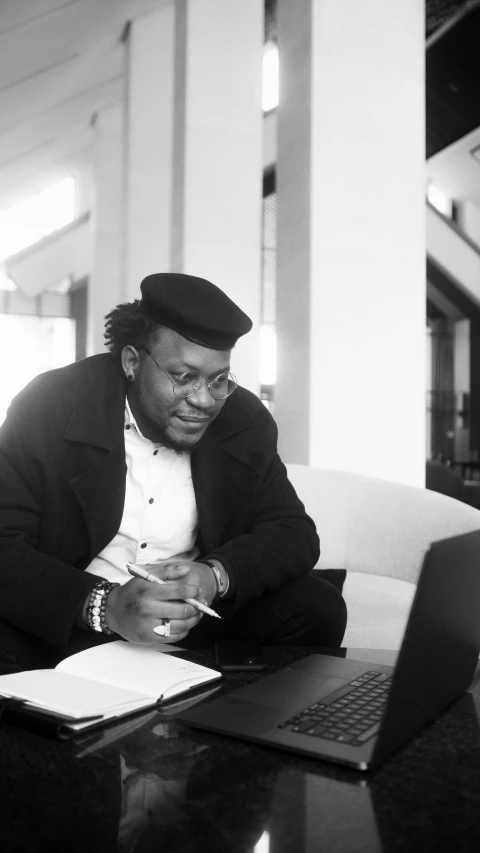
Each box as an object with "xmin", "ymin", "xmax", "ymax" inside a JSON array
[{"xmin": 126, "ymin": 563, "xmax": 221, "ymax": 619}]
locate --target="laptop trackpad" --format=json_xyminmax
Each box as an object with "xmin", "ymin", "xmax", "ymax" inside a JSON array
[
  {"xmin": 234, "ymin": 669, "xmax": 348, "ymax": 709},
  {"xmin": 187, "ymin": 695, "xmax": 288, "ymax": 736},
  {"xmin": 180, "ymin": 670, "xmax": 351, "ymax": 738}
]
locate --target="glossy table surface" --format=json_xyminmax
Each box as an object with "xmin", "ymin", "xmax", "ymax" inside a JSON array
[{"xmin": 1, "ymin": 645, "xmax": 480, "ymax": 853}]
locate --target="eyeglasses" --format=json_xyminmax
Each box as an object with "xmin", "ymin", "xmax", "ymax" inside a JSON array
[{"xmin": 144, "ymin": 348, "xmax": 238, "ymax": 400}]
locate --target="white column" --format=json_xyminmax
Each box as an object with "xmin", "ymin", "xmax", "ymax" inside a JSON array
[
  {"xmin": 177, "ymin": 0, "xmax": 264, "ymax": 393},
  {"xmin": 124, "ymin": 4, "xmax": 176, "ymax": 299},
  {"xmin": 276, "ymin": 0, "xmax": 426, "ymax": 485},
  {"xmin": 88, "ymin": 102, "xmax": 125, "ymax": 355},
  {"xmin": 123, "ymin": 2, "xmax": 263, "ymax": 393}
]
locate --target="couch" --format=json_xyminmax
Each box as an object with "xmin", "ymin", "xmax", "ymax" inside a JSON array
[{"xmin": 286, "ymin": 465, "xmax": 480, "ymax": 649}]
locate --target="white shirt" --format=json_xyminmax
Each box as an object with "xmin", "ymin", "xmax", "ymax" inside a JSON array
[{"xmin": 85, "ymin": 401, "xmax": 199, "ymax": 584}]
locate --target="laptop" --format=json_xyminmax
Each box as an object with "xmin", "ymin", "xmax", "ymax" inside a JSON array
[{"xmin": 179, "ymin": 529, "xmax": 480, "ymax": 770}]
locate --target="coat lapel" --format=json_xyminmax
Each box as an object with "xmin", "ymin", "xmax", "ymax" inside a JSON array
[
  {"xmin": 65, "ymin": 356, "xmax": 127, "ymax": 560},
  {"xmin": 70, "ymin": 450, "xmax": 126, "ymax": 562},
  {"xmin": 192, "ymin": 390, "xmax": 258, "ymax": 554}
]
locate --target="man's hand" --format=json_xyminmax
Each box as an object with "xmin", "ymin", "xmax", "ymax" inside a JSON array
[
  {"xmin": 83, "ymin": 563, "xmax": 211, "ymax": 648},
  {"xmin": 157, "ymin": 559, "xmax": 218, "ymax": 606}
]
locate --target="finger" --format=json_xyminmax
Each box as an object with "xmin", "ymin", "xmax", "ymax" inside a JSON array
[
  {"xmin": 152, "ymin": 613, "xmax": 200, "ymax": 638},
  {"xmin": 136, "ymin": 613, "xmax": 197, "ymax": 644},
  {"xmin": 152, "ymin": 630, "xmax": 191, "ymax": 647},
  {"xmin": 141, "ymin": 581, "xmax": 201, "ymax": 604},
  {"xmin": 148, "ymin": 600, "xmax": 202, "ymax": 622},
  {"xmin": 147, "ymin": 563, "xmax": 191, "ymax": 581}
]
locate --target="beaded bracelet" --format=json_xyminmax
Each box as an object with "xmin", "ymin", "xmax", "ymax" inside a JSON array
[{"xmin": 86, "ymin": 580, "xmax": 120, "ymax": 634}]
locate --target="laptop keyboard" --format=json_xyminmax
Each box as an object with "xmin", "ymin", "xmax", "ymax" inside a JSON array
[{"xmin": 277, "ymin": 670, "xmax": 392, "ymax": 747}]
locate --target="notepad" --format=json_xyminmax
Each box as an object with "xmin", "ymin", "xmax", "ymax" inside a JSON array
[{"xmin": 0, "ymin": 641, "xmax": 221, "ymax": 732}]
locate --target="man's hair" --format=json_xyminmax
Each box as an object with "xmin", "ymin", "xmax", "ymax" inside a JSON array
[{"xmin": 104, "ymin": 300, "xmax": 161, "ymax": 355}]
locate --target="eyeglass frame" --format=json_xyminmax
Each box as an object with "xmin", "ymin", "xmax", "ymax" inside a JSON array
[{"xmin": 143, "ymin": 346, "xmax": 238, "ymax": 400}]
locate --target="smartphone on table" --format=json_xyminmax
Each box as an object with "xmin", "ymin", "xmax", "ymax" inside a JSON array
[{"xmin": 214, "ymin": 639, "xmax": 265, "ymax": 672}]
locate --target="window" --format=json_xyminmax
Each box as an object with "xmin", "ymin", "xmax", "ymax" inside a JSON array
[
  {"xmin": 0, "ymin": 176, "xmax": 78, "ymax": 422},
  {"xmin": 263, "ymin": 41, "xmax": 279, "ymax": 113},
  {"xmin": 261, "ymin": 180, "xmax": 277, "ymax": 408},
  {"xmin": 0, "ymin": 314, "xmax": 75, "ymax": 425},
  {"xmin": 427, "ymin": 183, "xmax": 455, "ymax": 219}
]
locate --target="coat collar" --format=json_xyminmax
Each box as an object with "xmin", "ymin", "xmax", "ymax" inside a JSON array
[
  {"xmin": 207, "ymin": 387, "xmax": 256, "ymax": 440},
  {"xmin": 64, "ymin": 354, "xmax": 127, "ymax": 451},
  {"xmin": 191, "ymin": 387, "xmax": 258, "ymax": 472}
]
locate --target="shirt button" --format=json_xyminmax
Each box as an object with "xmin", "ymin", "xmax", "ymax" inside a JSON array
[
  {"xmin": 140, "ymin": 542, "xmax": 147, "ymax": 549},
  {"xmin": 125, "ymin": 424, "xmax": 130, "ymax": 430},
  {"xmin": 149, "ymin": 498, "xmax": 154, "ymax": 504},
  {"xmin": 153, "ymin": 449, "xmax": 158, "ymax": 456}
]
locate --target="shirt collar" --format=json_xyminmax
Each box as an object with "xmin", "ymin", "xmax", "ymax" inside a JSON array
[{"xmin": 125, "ymin": 398, "xmax": 150, "ymax": 442}]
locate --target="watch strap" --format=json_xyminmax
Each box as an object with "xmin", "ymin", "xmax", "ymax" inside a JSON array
[{"xmin": 202, "ymin": 559, "xmax": 230, "ymax": 599}]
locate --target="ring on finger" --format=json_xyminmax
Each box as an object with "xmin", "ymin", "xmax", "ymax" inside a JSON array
[{"xmin": 153, "ymin": 618, "xmax": 171, "ymax": 638}]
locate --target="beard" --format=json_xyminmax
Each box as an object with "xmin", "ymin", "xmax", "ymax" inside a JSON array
[
  {"xmin": 129, "ymin": 384, "xmax": 210, "ymax": 454},
  {"xmin": 149, "ymin": 421, "xmax": 206, "ymax": 454}
]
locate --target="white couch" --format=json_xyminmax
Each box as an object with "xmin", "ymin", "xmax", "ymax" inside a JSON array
[{"xmin": 286, "ymin": 465, "xmax": 480, "ymax": 649}]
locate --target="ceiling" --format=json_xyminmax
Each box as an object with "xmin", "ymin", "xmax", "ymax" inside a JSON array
[
  {"xmin": 427, "ymin": 2, "xmax": 480, "ymax": 159},
  {"xmin": 265, "ymin": 0, "xmax": 475, "ymax": 39},
  {"xmin": 0, "ymin": 0, "xmax": 479, "ymax": 215},
  {"xmin": 0, "ymin": 0, "xmax": 163, "ymax": 210},
  {"xmin": 426, "ymin": 1, "xmax": 480, "ymax": 205}
]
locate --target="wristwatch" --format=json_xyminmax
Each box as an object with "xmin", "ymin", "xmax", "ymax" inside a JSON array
[{"xmin": 202, "ymin": 559, "xmax": 230, "ymax": 600}]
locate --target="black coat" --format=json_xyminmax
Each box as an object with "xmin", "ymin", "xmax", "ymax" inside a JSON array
[{"xmin": 0, "ymin": 354, "xmax": 319, "ymax": 646}]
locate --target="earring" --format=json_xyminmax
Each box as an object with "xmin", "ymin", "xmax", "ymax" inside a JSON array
[{"xmin": 127, "ymin": 373, "xmax": 134, "ymax": 382}]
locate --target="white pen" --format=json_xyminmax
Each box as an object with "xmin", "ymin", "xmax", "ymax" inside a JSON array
[{"xmin": 126, "ymin": 563, "xmax": 221, "ymax": 619}]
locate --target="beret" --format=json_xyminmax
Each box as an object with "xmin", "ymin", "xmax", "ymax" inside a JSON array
[{"xmin": 139, "ymin": 272, "xmax": 252, "ymax": 349}]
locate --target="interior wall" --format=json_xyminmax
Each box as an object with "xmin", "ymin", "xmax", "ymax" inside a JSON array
[
  {"xmin": 460, "ymin": 200, "xmax": 480, "ymax": 249},
  {"xmin": 427, "ymin": 203, "xmax": 480, "ymax": 304}
]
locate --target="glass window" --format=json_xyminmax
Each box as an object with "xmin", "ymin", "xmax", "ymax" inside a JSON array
[
  {"xmin": 263, "ymin": 41, "xmax": 279, "ymax": 112},
  {"xmin": 427, "ymin": 183, "xmax": 454, "ymax": 219},
  {"xmin": 0, "ymin": 315, "xmax": 75, "ymax": 425}
]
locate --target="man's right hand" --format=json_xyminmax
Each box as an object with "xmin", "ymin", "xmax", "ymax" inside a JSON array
[{"xmin": 82, "ymin": 564, "xmax": 205, "ymax": 647}]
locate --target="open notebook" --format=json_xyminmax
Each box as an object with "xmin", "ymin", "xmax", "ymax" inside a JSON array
[{"xmin": 0, "ymin": 641, "xmax": 221, "ymax": 734}]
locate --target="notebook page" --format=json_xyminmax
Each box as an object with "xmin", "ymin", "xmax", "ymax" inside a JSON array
[
  {"xmin": 0, "ymin": 670, "xmax": 152, "ymax": 719},
  {"xmin": 57, "ymin": 641, "xmax": 220, "ymax": 700}
]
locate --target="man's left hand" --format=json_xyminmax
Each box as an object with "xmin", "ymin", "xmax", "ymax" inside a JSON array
[{"xmin": 159, "ymin": 560, "xmax": 217, "ymax": 606}]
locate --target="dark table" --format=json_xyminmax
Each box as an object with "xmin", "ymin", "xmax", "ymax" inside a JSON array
[{"xmin": 1, "ymin": 644, "xmax": 480, "ymax": 853}]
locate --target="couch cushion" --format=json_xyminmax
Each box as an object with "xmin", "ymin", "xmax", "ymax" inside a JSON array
[
  {"xmin": 342, "ymin": 572, "xmax": 415, "ymax": 650},
  {"xmin": 287, "ymin": 465, "xmax": 480, "ymax": 584}
]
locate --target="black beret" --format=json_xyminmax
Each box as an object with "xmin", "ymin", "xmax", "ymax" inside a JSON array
[{"xmin": 139, "ymin": 272, "xmax": 252, "ymax": 349}]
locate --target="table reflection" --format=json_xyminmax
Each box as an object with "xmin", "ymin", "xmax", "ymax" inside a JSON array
[
  {"xmin": 104, "ymin": 688, "xmax": 480, "ymax": 853},
  {"xmin": 1, "ymin": 651, "xmax": 480, "ymax": 852},
  {"xmin": 112, "ymin": 714, "xmax": 280, "ymax": 853}
]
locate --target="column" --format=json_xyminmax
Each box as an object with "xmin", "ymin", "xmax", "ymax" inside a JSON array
[
  {"xmin": 124, "ymin": 1, "xmax": 263, "ymax": 394},
  {"xmin": 275, "ymin": 0, "xmax": 426, "ymax": 485},
  {"xmin": 124, "ymin": 4, "xmax": 176, "ymax": 297},
  {"xmin": 176, "ymin": 0, "xmax": 264, "ymax": 392},
  {"xmin": 88, "ymin": 102, "xmax": 125, "ymax": 355}
]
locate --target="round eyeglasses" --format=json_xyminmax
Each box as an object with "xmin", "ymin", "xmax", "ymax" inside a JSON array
[{"xmin": 144, "ymin": 348, "xmax": 238, "ymax": 400}]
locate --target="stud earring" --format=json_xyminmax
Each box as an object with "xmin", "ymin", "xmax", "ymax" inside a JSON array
[{"xmin": 127, "ymin": 373, "xmax": 134, "ymax": 382}]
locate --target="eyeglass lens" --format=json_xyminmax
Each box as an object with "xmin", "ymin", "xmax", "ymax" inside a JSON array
[{"xmin": 174, "ymin": 374, "xmax": 236, "ymax": 400}]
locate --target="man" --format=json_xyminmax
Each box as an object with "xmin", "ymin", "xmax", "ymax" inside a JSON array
[{"xmin": 0, "ymin": 273, "xmax": 346, "ymax": 673}]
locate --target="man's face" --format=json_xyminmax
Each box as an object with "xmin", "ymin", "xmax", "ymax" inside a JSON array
[{"xmin": 127, "ymin": 328, "xmax": 231, "ymax": 451}]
